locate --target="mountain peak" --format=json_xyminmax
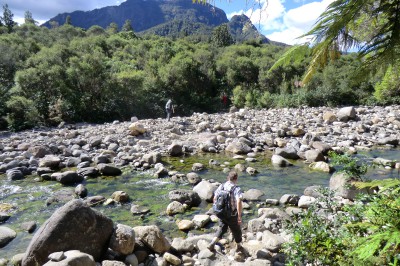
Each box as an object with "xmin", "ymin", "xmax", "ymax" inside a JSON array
[
  {"xmin": 228, "ymin": 14, "xmax": 270, "ymax": 44},
  {"xmin": 42, "ymin": 1, "xmax": 270, "ymax": 44}
]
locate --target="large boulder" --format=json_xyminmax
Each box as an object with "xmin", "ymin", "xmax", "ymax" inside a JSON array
[
  {"xmin": 337, "ymin": 106, "xmax": 356, "ymax": 122},
  {"xmin": 0, "ymin": 226, "xmax": 17, "ymax": 248},
  {"xmin": 128, "ymin": 122, "xmax": 146, "ymax": 136},
  {"xmin": 323, "ymin": 111, "xmax": 337, "ymax": 124},
  {"xmin": 168, "ymin": 190, "xmax": 201, "ymax": 207},
  {"xmin": 97, "ymin": 164, "xmax": 122, "ymax": 176},
  {"xmin": 274, "ymin": 147, "xmax": 299, "ymax": 160},
  {"xmin": 271, "ymin": 155, "xmax": 292, "ymax": 167},
  {"xmin": 193, "ymin": 180, "xmax": 219, "ymax": 202},
  {"xmin": 168, "ymin": 143, "xmax": 183, "ymax": 156},
  {"xmin": 22, "ymin": 199, "xmax": 114, "ymax": 266},
  {"xmin": 309, "ymin": 161, "xmax": 332, "ymax": 173},
  {"xmin": 55, "ymin": 171, "xmax": 84, "ymax": 185},
  {"xmin": 305, "ymin": 149, "xmax": 325, "ymax": 163},
  {"xmin": 243, "ymin": 189, "xmax": 264, "ymax": 201},
  {"xmin": 77, "ymin": 167, "xmax": 99, "ymax": 178},
  {"xmin": 166, "ymin": 201, "xmax": 187, "ymax": 216},
  {"xmin": 225, "ymin": 141, "xmax": 252, "ymax": 154},
  {"xmin": 141, "ymin": 152, "xmax": 162, "ymax": 165},
  {"xmin": 262, "ymin": 230, "xmax": 286, "ymax": 252},
  {"xmin": 133, "ymin": 225, "xmax": 171, "ymax": 254},
  {"xmin": 43, "ymin": 250, "xmax": 96, "ymax": 266},
  {"xmin": 329, "ymin": 172, "xmax": 366, "ymax": 200},
  {"xmin": 109, "ymin": 224, "xmax": 135, "ymax": 256},
  {"xmin": 39, "ymin": 155, "xmax": 61, "ymax": 169},
  {"xmin": 6, "ymin": 169, "xmax": 24, "ymax": 181}
]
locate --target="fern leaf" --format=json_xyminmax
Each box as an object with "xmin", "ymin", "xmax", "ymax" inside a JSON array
[
  {"xmin": 268, "ymin": 44, "xmax": 309, "ymax": 73},
  {"xmin": 353, "ymin": 179, "xmax": 400, "ymax": 192}
]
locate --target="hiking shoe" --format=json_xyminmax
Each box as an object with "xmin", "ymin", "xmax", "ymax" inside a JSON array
[
  {"xmin": 207, "ymin": 243, "xmax": 215, "ymax": 252},
  {"xmin": 234, "ymin": 251, "xmax": 245, "ymax": 262}
]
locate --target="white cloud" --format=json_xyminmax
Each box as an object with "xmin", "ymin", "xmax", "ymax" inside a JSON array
[
  {"xmin": 227, "ymin": 0, "xmax": 285, "ymax": 31},
  {"xmin": 3, "ymin": 0, "xmax": 126, "ymax": 24},
  {"xmin": 229, "ymin": 0, "xmax": 335, "ymax": 45}
]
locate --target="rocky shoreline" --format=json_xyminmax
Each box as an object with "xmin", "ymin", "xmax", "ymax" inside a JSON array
[{"xmin": 0, "ymin": 105, "xmax": 399, "ymax": 266}]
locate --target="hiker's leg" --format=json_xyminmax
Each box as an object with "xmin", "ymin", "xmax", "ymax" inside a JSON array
[
  {"xmin": 227, "ymin": 215, "xmax": 242, "ymax": 244},
  {"xmin": 207, "ymin": 236, "xmax": 220, "ymax": 251},
  {"xmin": 215, "ymin": 219, "xmax": 229, "ymax": 239}
]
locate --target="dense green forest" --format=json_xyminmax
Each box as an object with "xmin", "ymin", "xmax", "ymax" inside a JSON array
[{"xmin": 0, "ymin": 7, "xmax": 396, "ymax": 131}]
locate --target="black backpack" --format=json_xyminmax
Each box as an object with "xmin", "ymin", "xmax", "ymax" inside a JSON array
[{"xmin": 213, "ymin": 185, "xmax": 236, "ymax": 220}]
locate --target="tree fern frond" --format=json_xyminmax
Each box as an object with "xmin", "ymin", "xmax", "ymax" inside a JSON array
[
  {"xmin": 353, "ymin": 179, "xmax": 400, "ymax": 191},
  {"xmin": 353, "ymin": 231, "xmax": 400, "ymax": 262},
  {"xmin": 268, "ymin": 44, "xmax": 309, "ymax": 73}
]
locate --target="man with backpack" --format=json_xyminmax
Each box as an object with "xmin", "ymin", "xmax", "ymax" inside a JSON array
[
  {"xmin": 208, "ymin": 171, "xmax": 244, "ymax": 257},
  {"xmin": 165, "ymin": 99, "xmax": 174, "ymax": 121}
]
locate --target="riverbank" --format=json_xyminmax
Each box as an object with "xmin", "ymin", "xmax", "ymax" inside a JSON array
[{"xmin": 0, "ymin": 105, "xmax": 399, "ymax": 265}]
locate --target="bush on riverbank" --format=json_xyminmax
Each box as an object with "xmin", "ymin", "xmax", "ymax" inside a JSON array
[{"xmin": 283, "ymin": 154, "xmax": 400, "ymax": 265}]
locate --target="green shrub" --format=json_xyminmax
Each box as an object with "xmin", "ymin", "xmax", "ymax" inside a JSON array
[
  {"xmin": 282, "ymin": 188, "xmax": 351, "ymax": 266},
  {"xmin": 232, "ymin": 85, "xmax": 246, "ymax": 108},
  {"xmin": 6, "ymin": 96, "xmax": 39, "ymax": 131},
  {"xmin": 328, "ymin": 151, "xmax": 368, "ymax": 180}
]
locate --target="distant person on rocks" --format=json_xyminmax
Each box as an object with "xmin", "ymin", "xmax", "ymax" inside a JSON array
[
  {"xmin": 221, "ymin": 92, "xmax": 228, "ymax": 109},
  {"xmin": 165, "ymin": 99, "xmax": 174, "ymax": 121},
  {"xmin": 208, "ymin": 171, "xmax": 245, "ymax": 259}
]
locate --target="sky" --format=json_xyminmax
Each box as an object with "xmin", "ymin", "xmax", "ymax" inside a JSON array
[{"xmin": 2, "ymin": 0, "xmax": 335, "ymax": 45}]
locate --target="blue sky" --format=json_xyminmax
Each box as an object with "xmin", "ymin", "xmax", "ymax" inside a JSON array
[{"xmin": 4, "ymin": 0, "xmax": 334, "ymax": 45}]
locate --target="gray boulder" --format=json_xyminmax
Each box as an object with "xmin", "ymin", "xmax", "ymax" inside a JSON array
[
  {"xmin": 247, "ymin": 218, "xmax": 267, "ymax": 233},
  {"xmin": 75, "ymin": 184, "xmax": 88, "ymax": 198},
  {"xmin": 168, "ymin": 143, "xmax": 183, "ymax": 156},
  {"xmin": 186, "ymin": 172, "xmax": 201, "ymax": 185},
  {"xmin": 329, "ymin": 172, "xmax": 366, "ymax": 200},
  {"xmin": 262, "ymin": 230, "xmax": 286, "ymax": 252},
  {"xmin": 77, "ymin": 167, "xmax": 99, "ymax": 178},
  {"xmin": 271, "ymin": 155, "xmax": 292, "ymax": 167},
  {"xmin": 337, "ymin": 106, "xmax": 356, "ymax": 122},
  {"xmin": 39, "ymin": 155, "xmax": 61, "ymax": 169},
  {"xmin": 303, "ymin": 186, "xmax": 324, "ymax": 198},
  {"xmin": 133, "ymin": 225, "xmax": 171, "ymax": 254},
  {"xmin": 43, "ymin": 250, "xmax": 96, "ymax": 266},
  {"xmin": 6, "ymin": 169, "xmax": 24, "ymax": 181},
  {"xmin": 22, "ymin": 199, "xmax": 114, "ymax": 266},
  {"xmin": 0, "ymin": 226, "xmax": 16, "ymax": 248},
  {"xmin": 109, "ymin": 224, "xmax": 135, "ymax": 256},
  {"xmin": 97, "ymin": 164, "xmax": 122, "ymax": 176},
  {"xmin": 305, "ymin": 149, "xmax": 325, "ymax": 163},
  {"xmin": 0, "ymin": 212, "xmax": 10, "ymax": 223},
  {"xmin": 225, "ymin": 141, "xmax": 252, "ymax": 154},
  {"xmin": 168, "ymin": 190, "xmax": 201, "ymax": 207},
  {"xmin": 193, "ymin": 180, "xmax": 219, "ymax": 202},
  {"xmin": 243, "ymin": 189, "xmax": 264, "ymax": 201},
  {"xmin": 141, "ymin": 152, "xmax": 161, "ymax": 165},
  {"xmin": 274, "ymin": 147, "xmax": 299, "ymax": 160},
  {"xmin": 192, "ymin": 163, "xmax": 205, "ymax": 172},
  {"xmin": 279, "ymin": 194, "xmax": 300, "ymax": 205},
  {"xmin": 166, "ymin": 201, "xmax": 187, "ymax": 216},
  {"xmin": 56, "ymin": 171, "xmax": 84, "ymax": 185}
]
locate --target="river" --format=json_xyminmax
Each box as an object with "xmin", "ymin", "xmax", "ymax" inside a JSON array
[{"xmin": 0, "ymin": 148, "xmax": 399, "ymax": 258}]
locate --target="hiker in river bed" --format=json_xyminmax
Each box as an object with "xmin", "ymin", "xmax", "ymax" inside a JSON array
[
  {"xmin": 208, "ymin": 171, "xmax": 245, "ymax": 258},
  {"xmin": 165, "ymin": 99, "xmax": 175, "ymax": 121}
]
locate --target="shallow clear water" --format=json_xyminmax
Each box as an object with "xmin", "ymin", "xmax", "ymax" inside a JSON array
[{"xmin": 0, "ymin": 149, "xmax": 399, "ymax": 258}]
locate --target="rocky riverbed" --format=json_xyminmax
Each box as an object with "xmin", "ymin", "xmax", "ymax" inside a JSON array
[{"xmin": 0, "ymin": 105, "xmax": 399, "ymax": 266}]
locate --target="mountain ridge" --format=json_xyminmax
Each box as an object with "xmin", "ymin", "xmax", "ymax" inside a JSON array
[{"xmin": 42, "ymin": 0, "xmax": 275, "ymax": 44}]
